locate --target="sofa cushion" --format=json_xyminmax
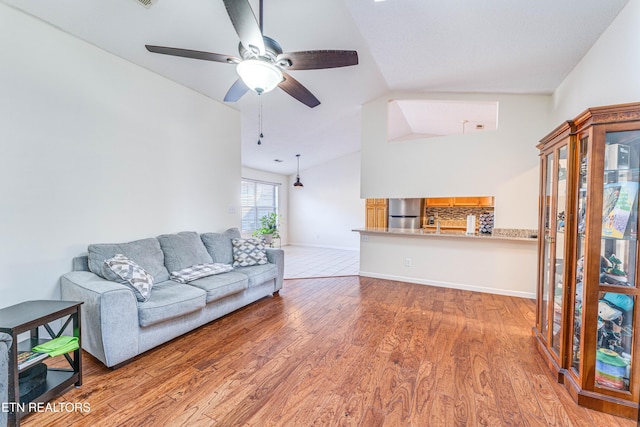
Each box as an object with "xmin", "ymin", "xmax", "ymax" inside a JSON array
[
  {"xmin": 137, "ymin": 281, "xmax": 206, "ymax": 327},
  {"xmin": 187, "ymin": 271, "xmax": 249, "ymax": 303},
  {"xmin": 231, "ymin": 238, "xmax": 268, "ymax": 267},
  {"xmin": 157, "ymin": 231, "xmax": 213, "ymax": 273},
  {"xmin": 103, "ymin": 254, "xmax": 154, "ymax": 302},
  {"xmin": 88, "ymin": 238, "xmax": 170, "ymax": 283},
  {"xmin": 200, "ymin": 228, "xmax": 241, "ymax": 264},
  {"xmin": 170, "ymin": 263, "xmax": 234, "ymax": 283},
  {"xmin": 234, "ymin": 263, "xmax": 278, "ymax": 288}
]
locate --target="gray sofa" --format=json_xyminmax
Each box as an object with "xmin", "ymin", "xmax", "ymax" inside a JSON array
[
  {"xmin": 0, "ymin": 332, "xmax": 11, "ymax": 427},
  {"xmin": 60, "ymin": 229, "xmax": 283, "ymax": 368}
]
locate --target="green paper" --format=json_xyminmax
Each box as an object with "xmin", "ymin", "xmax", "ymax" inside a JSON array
[{"xmin": 33, "ymin": 336, "xmax": 79, "ymax": 357}]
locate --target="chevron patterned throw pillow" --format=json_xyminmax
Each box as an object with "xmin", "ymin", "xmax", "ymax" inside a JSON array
[
  {"xmin": 231, "ymin": 238, "xmax": 268, "ymax": 267},
  {"xmin": 104, "ymin": 254, "xmax": 154, "ymax": 302}
]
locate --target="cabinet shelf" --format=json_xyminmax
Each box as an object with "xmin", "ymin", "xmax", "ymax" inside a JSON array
[
  {"xmin": 601, "ymin": 236, "xmax": 638, "ymax": 241},
  {"xmin": 599, "ymin": 282, "xmax": 636, "ymax": 290},
  {"xmin": 19, "ymin": 370, "xmax": 76, "ymax": 405}
]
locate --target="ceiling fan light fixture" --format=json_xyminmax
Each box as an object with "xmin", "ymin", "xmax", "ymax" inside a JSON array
[{"xmin": 236, "ymin": 59, "xmax": 283, "ymax": 94}]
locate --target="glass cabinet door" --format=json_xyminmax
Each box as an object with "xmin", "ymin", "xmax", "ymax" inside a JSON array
[
  {"xmin": 552, "ymin": 146, "xmax": 569, "ymax": 354},
  {"xmin": 595, "ymin": 129, "xmax": 640, "ymax": 392},
  {"xmin": 572, "ymin": 137, "xmax": 589, "ymax": 373},
  {"xmin": 539, "ymin": 145, "xmax": 570, "ymax": 357},
  {"xmin": 540, "ymin": 152, "xmax": 554, "ymax": 342}
]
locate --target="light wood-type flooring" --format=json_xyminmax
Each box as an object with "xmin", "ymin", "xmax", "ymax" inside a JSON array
[{"xmin": 22, "ymin": 276, "xmax": 635, "ymax": 426}]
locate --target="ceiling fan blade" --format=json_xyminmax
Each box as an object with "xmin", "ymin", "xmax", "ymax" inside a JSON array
[
  {"xmin": 224, "ymin": 78, "xmax": 250, "ymax": 102},
  {"xmin": 278, "ymin": 72, "xmax": 320, "ymax": 108},
  {"xmin": 145, "ymin": 45, "xmax": 239, "ymax": 64},
  {"xmin": 222, "ymin": 0, "xmax": 265, "ymax": 56},
  {"xmin": 276, "ymin": 50, "xmax": 358, "ymax": 70}
]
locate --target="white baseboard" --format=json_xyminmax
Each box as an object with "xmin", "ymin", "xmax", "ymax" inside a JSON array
[{"xmin": 358, "ymin": 271, "xmax": 535, "ymax": 299}]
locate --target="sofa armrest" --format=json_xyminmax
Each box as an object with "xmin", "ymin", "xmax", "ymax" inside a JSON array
[
  {"xmin": 0, "ymin": 332, "xmax": 11, "ymax": 427},
  {"xmin": 265, "ymin": 248, "xmax": 284, "ymax": 291},
  {"xmin": 0, "ymin": 334, "xmax": 12, "ymax": 347},
  {"xmin": 72, "ymin": 255, "xmax": 90, "ymax": 272},
  {"xmin": 60, "ymin": 271, "xmax": 139, "ymax": 368}
]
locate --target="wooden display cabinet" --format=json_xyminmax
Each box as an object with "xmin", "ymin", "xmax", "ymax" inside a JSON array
[{"xmin": 534, "ymin": 102, "xmax": 640, "ymax": 418}]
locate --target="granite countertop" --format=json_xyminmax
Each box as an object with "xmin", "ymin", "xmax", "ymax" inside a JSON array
[{"xmin": 353, "ymin": 227, "xmax": 538, "ymax": 242}]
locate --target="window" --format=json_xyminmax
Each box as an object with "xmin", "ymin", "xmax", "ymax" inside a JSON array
[{"xmin": 241, "ymin": 179, "xmax": 278, "ymax": 235}]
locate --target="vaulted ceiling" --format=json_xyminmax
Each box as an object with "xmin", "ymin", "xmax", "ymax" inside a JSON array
[{"xmin": 2, "ymin": 0, "xmax": 630, "ymax": 174}]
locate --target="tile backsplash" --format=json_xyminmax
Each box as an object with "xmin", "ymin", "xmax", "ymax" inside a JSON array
[{"xmin": 424, "ymin": 207, "xmax": 494, "ymax": 224}]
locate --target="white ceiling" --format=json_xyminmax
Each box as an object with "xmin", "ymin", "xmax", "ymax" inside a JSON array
[{"xmin": 1, "ymin": 0, "xmax": 630, "ymax": 174}]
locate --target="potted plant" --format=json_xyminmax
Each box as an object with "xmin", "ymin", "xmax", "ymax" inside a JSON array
[{"xmin": 252, "ymin": 212, "xmax": 281, "ymax": 245}]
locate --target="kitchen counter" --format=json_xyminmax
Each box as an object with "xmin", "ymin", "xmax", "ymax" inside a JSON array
[
  {"xmin": 353, "ymin": 227, "xmax": 538, "ymax": 243},
  {"xmin": 353, "ymin": 226, "xmax": 539, "ymax": 298}
]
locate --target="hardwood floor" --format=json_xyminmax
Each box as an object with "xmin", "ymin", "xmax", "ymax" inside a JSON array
[{"xmin": 23, "ymin": 276, "xmax": 635, "ymax": 426}]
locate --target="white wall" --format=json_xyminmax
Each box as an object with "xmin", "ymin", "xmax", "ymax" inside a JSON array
[
  {"xmin": 241, "ymin": 167, "xmax": 289, "ymax": 245},
  {"xmin": 552, "ymin": 0, "xmax": 640, "ymax": 122},
  {"xmin": 0, "ymin": 5, "xmax": 241, "ymax": 309},
  {"xmin": 361, "ymin": 92, "xmax": 551, "ymax": 229},
  {"xmin": 288, "ymin": 151, "xmax": 364, "ymax": 250}
]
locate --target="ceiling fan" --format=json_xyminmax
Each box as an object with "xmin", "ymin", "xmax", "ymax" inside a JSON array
[{"xmin": 145, "ymin": 0, "xmax": 359, "ymax": 108}]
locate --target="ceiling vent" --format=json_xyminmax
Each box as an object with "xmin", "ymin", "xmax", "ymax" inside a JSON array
[{"xmin": 133, "ymin": 0, "xmax": 158, "ymax": 8}]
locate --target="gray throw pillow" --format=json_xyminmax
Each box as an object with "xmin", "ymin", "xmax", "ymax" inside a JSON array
[
  {"xmin": 103, "ymin": 254, "xmax": 154, "ymax": 302},
  {"xmin": 201, "ymin": 228, "xmax": 241, "ymax": 264},
  {"xmin": 157, "ymin": 231, "xmax": 213, "ymax": 273},
  {"xmin": 88, "ymin": 237, "xmax": 170, "ymax": 283},
  {"xmin": 231, "ymin": 238, "xmax": 268, "ymax": 267}
]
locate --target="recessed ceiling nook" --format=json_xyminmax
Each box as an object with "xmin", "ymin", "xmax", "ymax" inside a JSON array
[{"xmin": 387, "ymin": 99, "xmax": 499, "ymax": 142}]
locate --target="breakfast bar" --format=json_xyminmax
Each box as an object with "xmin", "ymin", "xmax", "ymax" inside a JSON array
[{"xmin": 353, "ymin": 227, "xmax": 539, "ymax": 298}]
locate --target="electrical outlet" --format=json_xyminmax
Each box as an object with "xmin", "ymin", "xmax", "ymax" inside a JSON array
[
  {"xmin": 361, "ymin": 234, "xmax": 369, "ymax": 242},
  {"xmin": 405, "ymin": 258, "xmax": 412, "ymax": 267}
]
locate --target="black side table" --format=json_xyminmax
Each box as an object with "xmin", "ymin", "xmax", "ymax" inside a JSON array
[{"xmin": 0, "ymin": 300, "xmax": 83, "ymax": 426}]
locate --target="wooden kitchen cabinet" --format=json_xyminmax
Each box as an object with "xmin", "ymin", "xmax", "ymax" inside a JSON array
[
  {"xmin": 425, "ymin": 197, "xmax": 452, "ymax": 207},
  {"xmin": 365, "ymin": 199, "xmax": 388, "ymax": 228},
  {"xmin": 452, "ymin": 197, "xmax": 479, "ymax": 206},
  {"xmin": 452, "ymin": 197, "xmax": 494, "ymax": 207},
  {"xmin": 534, "ymin": 102, "xmax": 640, "ymax": 419},
  {"xmin": 477, "ymin": 196, "xmax": 494, "ymax": 207},
  {"xmin": 427, "ymin": 196, "xmax": 494, "ymax": 207}
]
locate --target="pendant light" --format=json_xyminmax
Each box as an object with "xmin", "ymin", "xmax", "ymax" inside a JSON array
[{"xmin": 293, "ymin": 154, "xmax": 304, "ymax": 188}]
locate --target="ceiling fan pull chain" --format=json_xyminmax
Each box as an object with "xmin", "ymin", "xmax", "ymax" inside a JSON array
[{"xmin": 257, "ymin": 94, "xmax": 263, "ymax": 145}]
